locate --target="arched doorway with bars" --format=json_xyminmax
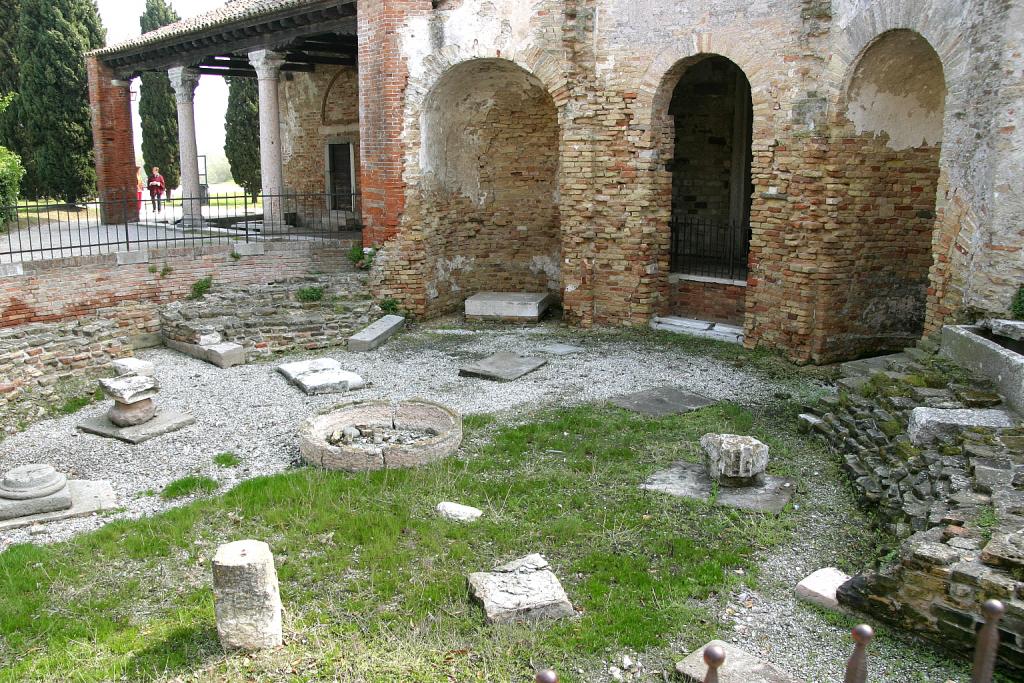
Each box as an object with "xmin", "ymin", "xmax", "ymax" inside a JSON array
[{"xmin": 663, "ymin": 55, "xmax": 753, "ymax": 325}]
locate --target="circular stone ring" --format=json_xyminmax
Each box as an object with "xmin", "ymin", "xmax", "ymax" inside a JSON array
[{"xmin": 0, "ymin": 464, "xmax": 69, "ymax": 501}]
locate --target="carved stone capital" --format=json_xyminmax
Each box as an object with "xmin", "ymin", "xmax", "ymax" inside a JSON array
[
  {"xmin": 248, "ymin": 50, "xmax": 287, "ymax": 80},
  {"xmin": 167, "ymin": 66, "xmax": 200, "ymax": 103}
]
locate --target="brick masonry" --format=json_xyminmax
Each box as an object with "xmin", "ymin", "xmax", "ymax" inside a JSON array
[
  {"xmin": 86, "ymin": 55, "xmax": 140, "ymax": 224},
  {"xmin": 669, "ymin": 278, "xmax": 746, "ymax": 326}
]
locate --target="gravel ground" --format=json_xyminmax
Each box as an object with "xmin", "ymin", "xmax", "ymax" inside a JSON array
[{"xmin": 0, "ymin": 322, "xmax": 976, "ymax": 681}]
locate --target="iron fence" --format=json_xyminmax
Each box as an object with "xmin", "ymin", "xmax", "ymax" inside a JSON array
[
  {"xmin": 670, "ymin": 214, "xmax": 750, "ymax": 281},
  {"xmin": 0, "ymin": 192, "xmax": 361, "ymax": 264},
  {"xmin": 533, "ymin": 599, "xmax": 1007, "ymax": 683}
]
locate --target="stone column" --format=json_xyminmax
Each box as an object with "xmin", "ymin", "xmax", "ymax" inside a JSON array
[
  {"xmin": 168, "ymin": 66, "xmax": 202, "ymax": 227},
  {"xmin": 212, "ymin": 540, "xmax": 283, "ymax": 650},
  {"xmin": 248, "ymin": 50, "xmax": 287, "ymax": 227}
]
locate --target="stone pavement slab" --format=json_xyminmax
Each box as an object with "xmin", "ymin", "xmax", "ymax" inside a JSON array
[
  {"xmin": 908, "ymin": 407, "xmax": 1017, "ymax": 446},
  {"xmin": 459, "ymin": 352, "xmax": 547, "ymax": 381},
  {"xmin": 349, "ymin": 315, "xmax": 406, "ymax": 352},
  {"xmin": 610, "ymin": 386, "xmax": 714, "ymax": 417},
  {"xmin": 641, "ymin": 461, "xmax": 795, "ymax": 515},
  {"xmin": 0, "ymin": 480, "xmax": 117, "ymax": 532},
  {"xmin": 77, "ymin": 410, "xmax": 195, "ymax": 444},
  {"xmin": 536, "ymin": 343, "xmax": 584, "ymax": 356},
  {"xmin": 464, "ymin": 292, "xmax": 553, "ymax": 321},
  {"xmin": 676, "ymin": 640, "xmax": 801, "ymax": 683},
  {"xmin": 294, "ymin": 368, "xmax": 365, "ymax": 395},
  {"xmin": 111, "ymin": 357, "xmax": 156, "ymax": 377}
]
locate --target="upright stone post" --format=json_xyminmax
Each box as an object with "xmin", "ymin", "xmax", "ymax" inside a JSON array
[
  {"xmin": 212, "ymin": 540, "xmax": 283, "ymax": 650},
  {"xmin": 167, "ymin": 66, "xmax": 202, "ymax": 227},
  {"xmin": 248, "ymin": 50, "xmax": 287, "ymax": 228}
]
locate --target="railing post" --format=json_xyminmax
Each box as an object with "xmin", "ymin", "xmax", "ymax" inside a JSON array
[
  {"xmin": 535, "ymin": 669, "xmax": 558, "ymax": 683},
  {"xmin": 844, "ymin": 624, "xmax": 874, "ymax": 683},
  {"xmin": 123, "ymin": 191, "xmax": 131, "ymax": 251},
  {"xmin": 703, "ymin": 644, "xmax": 725, "ymax": 683},
  {"xmin": 971, "ymin": 599, "xmax": 1005, "ymax": 683}
]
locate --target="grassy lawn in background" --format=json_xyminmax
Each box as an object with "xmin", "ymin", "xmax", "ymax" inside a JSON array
[{"xmin": 0, "ymin": 401, "xmax": 830, "ymax": 682}]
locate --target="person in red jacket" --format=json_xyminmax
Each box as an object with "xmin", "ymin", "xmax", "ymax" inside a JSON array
[{"xmin": 147, "ymin": 166, "xmax": 166, "ymax": 212}]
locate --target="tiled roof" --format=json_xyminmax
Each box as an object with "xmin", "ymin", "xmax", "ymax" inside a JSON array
[{"xmin": 92, "ymin": 0, "xmax": 315, "ymax": 56}]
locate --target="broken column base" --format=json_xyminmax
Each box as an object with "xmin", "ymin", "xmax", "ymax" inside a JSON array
[
  {"xmin": 0, "ymin": 480, "xmax": 117, "ymax": 532},
  {"xmin": 641, "ymin": 461, "xmax": 795, "ymax": 515},
  {"xmin": 78, "ymin": 410, "xmax": 195, "ymax": 444}
]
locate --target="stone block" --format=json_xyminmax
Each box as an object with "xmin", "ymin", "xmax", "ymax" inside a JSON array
[
  {"xmin": 0, "ymin": 263, "xmax": 24, "ymax": 277},
  {"xmin": 985, "ymin": 319, "xmax": 1024, "ymax": 342},
  {"xmin": 205, "ymin": 342, "xmax": 245, "ymax": 369},
  {"xmin": 459, "ymin": 352, "xmax": 546, "ymax": 381},
  {"xmin": 464, "ymin": 292, "xmax": 553, "ymax": 321},
  {"xmin": 0, "ymin": 479, "xmax": 117, "ymax": 532},
  {"xmin": 675, "ymin": 640, "xmax": 799, "ymax": 683},
  {"xmin": 468, "ymin": 554, "xmax": 573, "ymax": 624},
  {"xmin": 278, "ymin": 358, "xmax": 340, "ymax": 381},
  {"xmin": 111, "ymin": 357, "xmax": 155, "ymax": 377},
  {"xmin": 197, "ymin": 332, "xmax": 223, "ymax": 346},
  {"xmin": 941, "ymin": 325, "xmax": 1024, "ymax": 414},
  {"xmin": 980, "ymin": 533, "xmax": 1024, "ymax": 570},
  {"xmin": 536, "ymin": 343, "xmax": 584, "ymax": 355},
  {"xmin": 231, "ymin": 242, "xmax": 265, "ymax": 256},
  {"xmin": 796, "ymin": 413, "xmax": 825, "ymax": 433},
  {"xmin": 650, "ymin": 316, "xmax": 744, "ymax": 344},
  {"xmin": 641, "ymin": 461, "xmax": 795, "ymax": 515},
  {"xmin": 348, "ymin": 314, "xmax": 405, "ymax": 352},
  {"xmin": 610, "ymin": 386, "xmax": 715, "ymax": 417},
  {"xmin": 0, "ymin": 465, "xmax": 72, "ymax": 521},
  {"xmin": 77, "ymin": 410, "xmax": 195, "ymax": 444},
  {"xmin": 701, "ymin": 433, "xmax": 769, "ymax": 487},
  {"xmin": 436, "ymin": 501, "xmax": 482, "ymax": 522},
  {"xmin": 212, "ymin": 540, "xmax": 283, "ymax": 651},
  {"xmin": 115, "ymin": 250, "xmax": 149, "ymax": 266},
  {"xmin": 295, "ymin": 368, "xmax": 365, "ymax": 395},
  {"xmin": 795, "ymin": 567, "xmax": 850, "ymax": 610},
  {"xmin": 108, "ymin": 397, "xmax": 156, "ymax": 427},
  {"xmin": 908, "ymin": 407, "xmax": 1017, "ymax": 446},
  {"xmin": 99, "ymin": 374, "xmax": 158, "ymax": 404}
]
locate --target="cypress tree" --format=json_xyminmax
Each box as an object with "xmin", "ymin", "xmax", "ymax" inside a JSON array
[
  {"xmin": 225, "ymin": 77, "xmax": 261, "ymax": 204},
  {"xmin": 138, "ymin": 0, "xmax": 180, "ymax": 190},
  {"xmin": 15, "ymin": 0, "xmax": 105, "ymax": 202},
  {"xmin": 0, "ymin": 0, "xmax": 25, "ymax": 191}
]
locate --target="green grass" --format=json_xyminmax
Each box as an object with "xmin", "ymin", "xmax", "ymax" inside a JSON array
[
  {"xmin": 0, "ymin": 403, "xmax": 814, "ymax": 682},
  {"xmin": 213, "ymin": 452, "xmax": 241, "ymax": 468},
  {"xmin": 54, "ymin": 386, "xmax": 104, "ymax": 416},
  {"xmin": 296, "ymin": 286, "xmax": 325, "ymax": 303},
  {"xmin": 1011, "ymin": 284, "xmax": 1024, "ymax": 320},
  {"xmin": 188, "ymin": 276, "xmax": 213, "ymax": 300},
  {"xmin": 161, "ymin": 475, "xmax": 219, "ymax": 500}
]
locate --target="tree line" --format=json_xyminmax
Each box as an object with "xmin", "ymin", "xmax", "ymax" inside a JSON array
[{"xmin": 0, "ymin": 0, "xmax": 260, "ymax": 206}]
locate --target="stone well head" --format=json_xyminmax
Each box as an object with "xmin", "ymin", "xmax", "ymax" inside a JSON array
[{"xmin": 298, "ymin": 400, "xmax": 463, "ymax": 472}]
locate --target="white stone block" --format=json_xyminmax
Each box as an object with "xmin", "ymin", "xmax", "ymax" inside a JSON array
[
  {"xmin": 795, "ymin": 567, "xmax": 850, "ymax": 610},
  {"xmin": 908, "ymin": 407, "xmax": 1017, "ymax": 446},
  {"xmin": 204, "ymin": 341, "xmax": 245, "ymax": 369},
  {"xmin": 111, "ymin": 357, "xmax": 155, "ymax": 377},
  {"xmin": 701, "ymin": 433, "xmax": 769, "ymax": 486},
  {"xmin": 465, "ymin": 292, "xmax": 553, "ymax": 321},
  {"xmin": 212, "ymin": 540, "xmax": 283, "ymax": 651},
  {"xmin": 468, "ymin": 554, "xmax": 573, "ymax": 624},
  {"xmin": 436, "ymin": 501, "xmax": 482, "ymax": 522},
  {"xmin": 99, "ymin": 374, "xmax": 158, "ymax": 404},
  {"xmin": 348, "ymin": 315, "xmax": 405, "ymax": 352}
]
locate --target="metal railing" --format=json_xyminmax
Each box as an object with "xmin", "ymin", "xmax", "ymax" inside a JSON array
[
  {"xmin": 534, "ymin": 600, "xmax": 1007, "ymax": 683},
  {"xmin": 670, "ymin": 214, "xmax": 749, "ymax": 281},
  {"xmin": 0, "ymin": 191, "xmax": 361, "ymax": 264}
]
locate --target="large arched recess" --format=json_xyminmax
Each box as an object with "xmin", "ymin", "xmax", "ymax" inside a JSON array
[
  {"xmin": 824, "ymin": 29, "xmax": 946, "ymax": 359},
  {"xmin": 651, "ymin": 54, "xmax": 754, "ymax": 326},
  {"xmin": 417, "ymin": 58, "xmax": 561, "ymax": 314}
]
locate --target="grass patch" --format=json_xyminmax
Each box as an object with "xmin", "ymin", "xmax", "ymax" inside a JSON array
[
  {"xmin": 54, "ymin": 386, "xmax": 104, "ymax": 416},
  {"xmin": 296, "ymin": 286, "xmax": 324, "ymax": 303},
  {"xmin": 976, "ymin": 505, "xmax": 998, "ymax": 543},
  {"xmin": 188, "ymin": 276, "xmax": 213, "ymax": 300},
  {"xmin": 213, "ymin": 452, "xmax": 241, "ymax": 468},
  {"xmin": 161, "ymin": 475, "xmax": 219, "ymax": 500},
  {"xmin": 0, "ymin": 403, "xmax": 809, "ymax": 682},
  {"xmin": 379, "ymin": 297, "xmax": 400, "ymax": 314},
  {"xmin": 1011, "ymin": 284, "xmax": 1024, "ymax": 320}
]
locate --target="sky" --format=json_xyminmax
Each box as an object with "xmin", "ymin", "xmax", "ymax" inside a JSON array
[{"xmin": 95, "ymin": 0, "xmax": 230, "ymax": 166}]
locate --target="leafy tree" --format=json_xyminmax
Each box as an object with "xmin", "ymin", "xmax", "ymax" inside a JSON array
[
  {"xmin": 225, "ymin": 77, "xmax": 261, "ymax": 203},
  {"xmin": 138, "ymin": 0, "xmax": 180, "ymax": 190},
  {"xmin": 0, "ymin": 94, "xmax": 25, "ymax": 221},
  {"xmin": 0, "ymin": 0, "xmax": 25, "ymax": 189},
  {"xmin": 15, "ymin": 0, "xmax": 105, "ymax": 202}
]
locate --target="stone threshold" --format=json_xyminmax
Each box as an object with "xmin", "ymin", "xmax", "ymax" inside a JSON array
[
  {"xmin": 668, "ymin": 273, "xmax": 748, "ymax": 287},
  {"xmin": 650, "ymin": 316, "xmax": 745, "ymax": 345}
]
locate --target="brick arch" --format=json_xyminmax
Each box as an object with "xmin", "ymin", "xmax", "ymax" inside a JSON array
[{"xmin": 320, "ymin": 68, "xmax": 358, "ymax": 126}]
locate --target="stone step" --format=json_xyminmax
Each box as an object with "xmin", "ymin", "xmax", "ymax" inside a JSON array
[
  {"xmin": 650, "ymin": 316, "xmax": 744, "ymax": 345},
  {"xmin": 163, "ymin": 336, "xmax": 246, "ymax": 369},
  {"xmin": 348, "ymin": 315, "xmax": 405, "ymax": 352},
  {"xmin": 464, "ymin": 292, "xmax": 554, "ymax": 322}
]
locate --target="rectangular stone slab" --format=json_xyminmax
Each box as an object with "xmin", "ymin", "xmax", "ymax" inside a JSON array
[
  {"xmin": 464, "ymin": 292, "xmax": 553, "ymax": 321},
  {"xmin": 348, "ymin": 315, "xmax": 406, "ymax": 352},
  {"xmin": 77, "ymin": 410, "xmax": 195, "ymax": 444},
  {"xmin": 0, "ymin": 480, "xmax": 117, "ymax": 532},
  {"xmin": 459, "ymin": 352, "xmax": 547, "ymax": 381},
  {"xmin": 536, "ymin": 343, "xmax": 584, "ymax": 356},
  {"xmin": 468, "ymin": 554, "xmax": 573, "ymax": 624},
  {"xmin": 641, "ymin": 461, "xmax": 795, "ymax": 515},
  {"xmin": 676, "ymin": 640, "xmax": 801, "ymax": 683},
  {"xmin": 277, "ymin": 358, "xmax": 341, "ymax": 381},
  {"xmin": 610, "ymin": 386, "xmax": 715, "ymax": 417},
  {"xmin": 294, "ymin": 368, "xmax": 365, "ymax": 395}
]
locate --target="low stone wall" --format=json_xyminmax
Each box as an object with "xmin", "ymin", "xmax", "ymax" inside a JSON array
[
  {"xmin": 668, "ymin": 277, "xmax": 746, "ymax": 325},
  {"xmin": 802, "ymin": 346, "xmax": 1024, "ymax": 674},
  {"xmin": 159, "ymin": 274, "xmax": 377, "ymax": 357}
]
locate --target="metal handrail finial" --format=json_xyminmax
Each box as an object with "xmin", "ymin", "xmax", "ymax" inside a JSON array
[
  {"xmin": 843, "ymin": 624, "xmax": 874, "ymax": 683},
  {"xmin": 971, "ymin": 599, "xmax": 1005, "ymax": 683},
  {"xmin": 535, "ymin": 669, "xmax": 559, "ymax": 683},
  {"xmin": 703, "ymin": 644, "xmax": 726, "ymax": 683}
]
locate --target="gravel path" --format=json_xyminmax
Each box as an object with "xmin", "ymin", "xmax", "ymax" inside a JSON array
[{"xmin": 0, "ymin": 323, "xmax": 804, "ymax": 549}]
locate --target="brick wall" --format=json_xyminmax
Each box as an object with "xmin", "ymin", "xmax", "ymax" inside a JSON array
[
  {"xmin": 668, "ymin": 278, "xmax": 746, "ymax": 326},
  {"xmin": 86, "ymin": 56, "xmax": 139, "ymax": 224},
  {"xmin": 0, "ymin": 241, "xmax": 355, "ymax": 331}
]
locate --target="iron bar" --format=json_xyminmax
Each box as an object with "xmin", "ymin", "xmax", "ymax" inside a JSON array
[
  {"xmin": 843, "ymin": 624, "xmax": 874, "ymax": 683},
  {"xmin": 971, "ymin": 599, "xmax": 1005, "ymax": 683},
  {"xmin": 669, "ymin": 214, "xmax": 749, "ymax": 281}
]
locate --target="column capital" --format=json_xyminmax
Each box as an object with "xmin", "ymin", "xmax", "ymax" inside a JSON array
[
  {"xmin": 167, "ymin": 66, "xmax": 200, "ymax": 103},
  {"xmin": 248, "ymin": 50, "xmax": 287, "ymax": 80}
]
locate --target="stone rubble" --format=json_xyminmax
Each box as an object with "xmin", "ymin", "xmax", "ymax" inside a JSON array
[
  {"xmin": 435, "ymin": 501, "xmax": 482, "ymax": 522},
  {"xmin": 467, "ymin": 553, "xmax": 574, "ymax": 624},
  {"xmin": 701, "ymin": 433, "xmax": 770, "ymax": 487}
]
